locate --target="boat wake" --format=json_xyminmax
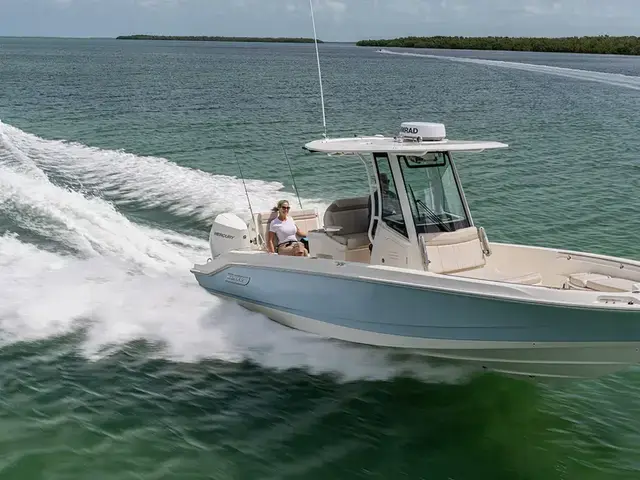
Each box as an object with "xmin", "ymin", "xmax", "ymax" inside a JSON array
[
  {"xmin": 0, "ymin": 120, "xmax": 325, "ymax": 223},
  {"xmin": 377, "ymin": 49, "xmax": 640, "ymax": 91},
  {"xmin": 0, "ymin": 235, "xmax": 469, "ymax": 383},
  {"xmin": 0, "ymin": 122, "xmax": 470, "ymax": 384}
]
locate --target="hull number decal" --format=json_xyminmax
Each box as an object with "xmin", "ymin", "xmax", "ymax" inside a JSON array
[{"xmin": 225, "ymin": 273, "xmax": 251, "ymax": 286}]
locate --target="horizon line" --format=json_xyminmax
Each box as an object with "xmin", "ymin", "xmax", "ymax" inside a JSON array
[
  {"xmin": 1, "ymin": 33, "xmax": 634, "ymax": 42},
  {"xmin": 0, "ymin": 35, "xmax": 355, "ymax": 43}
]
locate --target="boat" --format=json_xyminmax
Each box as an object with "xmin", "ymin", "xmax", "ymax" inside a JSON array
[{"xmin": 191, "ymin": 121, "xmax": 640, "ymax": 380}]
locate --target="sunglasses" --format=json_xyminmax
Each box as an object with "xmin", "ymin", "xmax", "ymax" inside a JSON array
[{"xmin": 281, "ymin": 206, "xmax": 290, "ymax": 210}]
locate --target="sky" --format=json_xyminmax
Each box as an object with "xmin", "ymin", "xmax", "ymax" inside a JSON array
[{"xmin": 1, "ymin": 0, "xmax": 639, "ymax": 41}]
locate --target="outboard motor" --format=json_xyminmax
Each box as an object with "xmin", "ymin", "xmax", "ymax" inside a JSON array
[{"xmin": 209, "ymin": 213, "xmax": 250, "ymax": 258}]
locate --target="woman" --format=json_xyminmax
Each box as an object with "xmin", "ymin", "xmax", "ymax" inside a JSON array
[{"xmin": 267, "ymin": 200, "xmax": 308, "ymax": 256}]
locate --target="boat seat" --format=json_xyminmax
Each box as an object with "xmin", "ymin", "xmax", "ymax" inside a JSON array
[
  {"xmin": 254, "ymin": 207, "xmax": 320, "ymax": 247},
  {"xmin": 455, "ymin": 267, "xmax": 543, "ymax": 285},
  {"xmin": 423, "ymin": 226, "xmax": 486, "ymax": 274},
  {"xmin": 502, "ymin": 272, "xmax": 543, "ymax": 285},
  {"xmin": 327, "ymin": 232, "xmax": 370, "ymax": 249},
  {"xmin": 323, "ymin": 196, "xmax": 371, "ymax": 250},
  {"xmin": 567, "ymin": 273, "xmax": 640, "ymax": 293}
]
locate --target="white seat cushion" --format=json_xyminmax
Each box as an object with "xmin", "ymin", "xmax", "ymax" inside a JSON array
[
  {"xmin": 504, "ymin": 272, "xmax": 543, "ymax": 285},
  {"xmin": 568, "ymin": 272, "xmax": 609, "ymax": 289},
  {"xmin": 586, "ymin": 277, "xmax": 638, "ymax": 293},
  {"xmin": 456, "ymin": 268, "xmax": 543, "ymax": 285},
  {"xmin": 568, "ymin": 273, "xmax": 638, "ymax": 292}
]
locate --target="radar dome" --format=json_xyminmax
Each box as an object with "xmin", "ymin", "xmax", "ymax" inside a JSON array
[{"xmin": 398, "ymin": 122, "xmax": 446, "ymax": 142}]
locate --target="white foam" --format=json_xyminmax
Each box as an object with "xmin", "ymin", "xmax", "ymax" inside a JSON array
[
  {"xmin": 0, "ymin": 123, "xmax": 467, "ymax": 383},
  {"xmin": 0, "ymin": 162, "xmax": 208, "ymax": 271},
  {"xmin": 0, "ymin": 120, "xmax": 327, "ymax": 223},
  {"xmin": 0, "ymin": 235, "xmax": 470, "ymax": 383},
  {"xmin": 378, "ymin": 49, "xmax": 640, "ymax": 90}
]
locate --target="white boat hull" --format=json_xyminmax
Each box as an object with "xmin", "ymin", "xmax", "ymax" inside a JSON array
[
  {"xmin": 192, "ymin": 250, "xmax": 640, "ymax": 380},
  {"xmin": 223, "ymin": 293, "xmax": 640, "ymax": 379}
]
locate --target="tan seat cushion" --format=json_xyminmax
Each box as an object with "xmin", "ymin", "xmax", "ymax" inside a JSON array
[
  {"xmin": 423, "ymin": 227, "xmax": 486, "ymax": 274},
  {"xmin": 323, "ymin": 197, "xmax": 370, "ymax": 236},
  {"xmin": 424, "ymin": 226, "xmax": 480, "ymax": 246},
  {"xmin": 329, "ymin": 232, "xmax": 370, "ymax": 249},
  {"xmin": 322, "ymin": 197, "xmax": 370, "ymax": 250}
]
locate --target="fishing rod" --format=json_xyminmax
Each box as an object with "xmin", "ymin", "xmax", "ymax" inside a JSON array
[{"xmin": 233, "ymin": 151, "xmax": 259, "ymax": 244}]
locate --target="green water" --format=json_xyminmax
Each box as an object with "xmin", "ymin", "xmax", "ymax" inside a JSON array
[{"xmin": 2, "ymin": 37, "xmax": 640, "ymax": 479}]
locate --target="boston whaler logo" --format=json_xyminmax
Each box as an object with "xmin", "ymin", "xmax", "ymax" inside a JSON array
[
  {"xmin": 225, "ymin": 273, "xmax": 251, "ymax": 286},
  {"xmin": 401, "ymin": 126, "xmax": 419, "ymax": 135}
]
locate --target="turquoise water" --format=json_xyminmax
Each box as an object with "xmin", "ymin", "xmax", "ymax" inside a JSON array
[{"xmin": 2, "ymin": 37, "xmax": 640, "ymax": 479}]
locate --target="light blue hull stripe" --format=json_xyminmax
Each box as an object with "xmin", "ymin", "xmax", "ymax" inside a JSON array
[{"xmin": 193, "ymin": 266, "xmax": 640, "ymax": 343}]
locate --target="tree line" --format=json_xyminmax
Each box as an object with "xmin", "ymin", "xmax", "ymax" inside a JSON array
[
  {"xmin": 356, "ymin": 36, "xmax": 640, "ymax": 55},
  {"xmin": 117, "ymin": 35, "xmax": 322, "ymax": 44}
]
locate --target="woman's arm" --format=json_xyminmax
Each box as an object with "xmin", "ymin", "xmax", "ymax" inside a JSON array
[
  {"xmin": 296, "ymin": 225, "xmax": 307, "ymax": 238},
  {"xmin": 267, "ymin": 231, "xmax": 276, "ymax": 253}
]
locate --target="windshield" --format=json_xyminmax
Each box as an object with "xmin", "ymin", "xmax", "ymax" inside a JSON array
[{"xmin": 398, "ymin": 153, "xmax": 471, "ymax": 234}]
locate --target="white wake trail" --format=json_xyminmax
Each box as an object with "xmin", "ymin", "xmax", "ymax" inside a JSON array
[
  {"xmin": 378, "ymin": 49, "xmax": 640, "ymax": 90},
  {"xmin": 0, "ymin": 123, "xmax": 466, "ymax": 383},
  {"xmin": 0, "ymin": 235, "xmax": 470, "ymax": 384},
  {"xmin": 0, "ymin": 121, "xmax": 324, "ymax": 223},
  {"xmin": 0, "ymin": 163, "xmax": 208, "ymax": 271}
]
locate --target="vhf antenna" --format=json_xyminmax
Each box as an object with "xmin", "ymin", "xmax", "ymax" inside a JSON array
[{"xmin": 309, "ymin": 0, "xmax": 327, "ymax": 139}]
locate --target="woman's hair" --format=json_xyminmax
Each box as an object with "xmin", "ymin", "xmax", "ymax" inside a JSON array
[{"xmin": 271, "ymin": 199, "xmax": 289, "ymax": 213}]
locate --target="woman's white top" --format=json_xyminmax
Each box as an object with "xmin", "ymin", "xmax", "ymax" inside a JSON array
[{"xmin": 270, "ymin": 216, "xmax": 298, "ymax": 244}]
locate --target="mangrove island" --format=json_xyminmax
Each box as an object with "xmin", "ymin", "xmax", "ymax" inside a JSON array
[
  {"xmin": 356, "ymin": 36, "xmax": 640, "ymax": 56},
  {"xmin": 117, "ymin": 35, "xmax": 322, "ymax": 44}
]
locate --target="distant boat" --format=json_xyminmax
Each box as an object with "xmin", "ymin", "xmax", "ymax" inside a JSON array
[{"xmin": 191, "ymin": 121, "xmax": 640, "ymax": 380}]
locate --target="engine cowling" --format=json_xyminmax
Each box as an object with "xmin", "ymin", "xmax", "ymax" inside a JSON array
[{"xmin": 209, "ymin": 213, "xmax": 250, "ymax": 257}]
